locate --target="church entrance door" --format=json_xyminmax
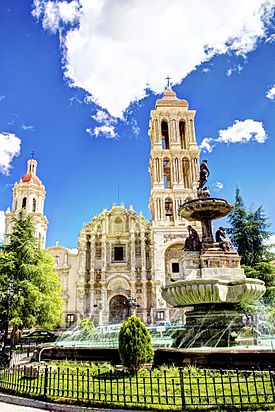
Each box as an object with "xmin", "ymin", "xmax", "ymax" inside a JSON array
[{"xmin": 109, "ymin": 295, "xmax": 129, "ymax": 324}]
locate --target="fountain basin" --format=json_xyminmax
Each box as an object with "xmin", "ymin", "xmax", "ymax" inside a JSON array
[
  {"xmin": 179, "ymin": 198, "xmax": 233, "ymax": 221},
  {"xmin": 161, "ymin": 278, "xmax": 265, "ymax": 306}
]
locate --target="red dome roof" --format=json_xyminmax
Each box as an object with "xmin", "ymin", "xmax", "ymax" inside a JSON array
[{"xmin": 21, "ymin": 172, "xmax": 41, "ymax": 185}]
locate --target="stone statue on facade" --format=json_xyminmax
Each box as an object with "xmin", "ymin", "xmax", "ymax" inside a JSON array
[
  {"xmin": 215, "ymin": 227, "xmax": 233, "ymax": 251},
  {"xmin": 198, "ymin": 159, "xmax": 210, "ymax": 189},
  {"xmin": 184, "ymin": 225, "xmax": 201, "ymax": 251}
]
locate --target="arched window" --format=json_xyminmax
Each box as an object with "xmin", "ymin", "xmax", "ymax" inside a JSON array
[
  {"xmin": 22, "ymin": 197, "xmax": 27, "ymax": 209},
  {"xmin": 179, "ymin": 120, "xmax": 186, "ymax": 149},
  {"xmin": 163, "ymin": 158, "xmax": 171, "ymax": 188},
  {"xmin": 182, "ymin": 158, "xmax": 190, "ymax": 188},
  {"xmin": 165, "ymin": 198, "xmax": 174, "ymax": 221},
  {"xmin": 32, "ymin": 198, "xmax": 37, "ymax": 212},
  {"xmin": 161, "ymin": 120, "xmax": 169, "ymax": 149}
]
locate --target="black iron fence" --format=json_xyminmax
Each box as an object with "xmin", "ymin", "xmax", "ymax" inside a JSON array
[
  {"xmin": 0, "ymin": 343, "xmax": 38, "ymax": 368},
  {"xmin": 0, "ymin": 366, "xmax": 274, "ymax": 410}
]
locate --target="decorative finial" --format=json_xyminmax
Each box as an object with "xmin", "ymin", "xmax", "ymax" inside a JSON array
[
  {"xmin": 31, "ymin": 150, "xmax": 35, "ymax": 159},
  {"xmin": 165, "ymin": 76, "xmax": 171, "ymax": 88}
]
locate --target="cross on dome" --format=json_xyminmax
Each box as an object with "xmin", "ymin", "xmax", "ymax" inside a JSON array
[{"xmin": 165, "ymin": 76, "xmax": 171, "ymax": 88}]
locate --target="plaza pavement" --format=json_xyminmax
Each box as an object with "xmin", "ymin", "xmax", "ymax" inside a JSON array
[{"xmin": 0, "ymin": 393, "xmax": 140, "ymax": 412}]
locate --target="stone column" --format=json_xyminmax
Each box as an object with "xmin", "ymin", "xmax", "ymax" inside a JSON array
[
  {"xmin": 78, "ymin": 246, "xmax": 86, "ymax": 283},
  {"xmin": 154, "ymin": 119, "xmax": 159, "ymax": 143},
  {"xmin": 189, "ymin": 118, "xmax": 197, "ymax": 148},
  {"xmin": 102, "ymin": 234, "xmax": 107, "ymax": 271},
  {"xmin": 90, "ymin": 235, "xmax": 95, "ymax": 275},
  {"xmin": 76, "ymin": 286, "xmax": 85, "ymax": 319},
  {"xmin": 140, "ymin": 230, "xmax": 146, "ymax": 272},
  {"xmin": 130, "ymin": 232, "xmax": 135, "ymax": 272}
]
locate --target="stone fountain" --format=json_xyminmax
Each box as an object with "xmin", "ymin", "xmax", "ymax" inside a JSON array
[{"xmin": 162, "ymin": 160, "xmax": 266, "ymax": 347}]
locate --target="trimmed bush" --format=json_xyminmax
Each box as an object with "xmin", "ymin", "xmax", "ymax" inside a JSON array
[{"xmin": 118, "ymin": 315, "xmax": 154, "ymax": 373}]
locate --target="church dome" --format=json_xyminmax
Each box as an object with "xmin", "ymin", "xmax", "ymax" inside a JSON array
[
  {"xmin": 21, "ymin": 172, "xmax": 42, "ymax": 185},
  {"xmin": 156, "ymin": 86, "xmax": 188, "ymax": 109}
]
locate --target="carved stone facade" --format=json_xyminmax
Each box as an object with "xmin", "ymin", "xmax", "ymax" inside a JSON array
[
  {"xmin": 48, "ymin": 204, "xmax": 155, "ymax": 326},
  {"xmin": 4, "ymin": 87, "xmax": 202, "ymax": 328},
  {"xmin": 49, "ymin": 86, "xmax": 202, "ymax": 327}
]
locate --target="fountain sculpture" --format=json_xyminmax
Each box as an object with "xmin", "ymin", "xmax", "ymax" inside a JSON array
[{"xmin": 161, "ymin": 161, "xmax": 266, "ymax": 347}]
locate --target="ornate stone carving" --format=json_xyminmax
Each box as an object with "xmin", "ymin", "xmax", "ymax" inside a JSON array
[{"xmin": 164, "ymin": 234, "xmax": 185, "ymax": 243}]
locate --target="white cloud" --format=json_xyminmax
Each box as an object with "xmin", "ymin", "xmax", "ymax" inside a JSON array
[
  {"xmin": 93, "ymin": 125, "xmax": 117, "ymax": 139},
  {"xmin": 266, "ymin": 33, "xmax": 275, "ymax": 43},
  {"xmin": 219, "ymin": 119, "xmax": 266, "ymax": 144},
  {"xmin": 92, "ymin": 110, "xmax": 111, "ymax": 124},
  {"xmin": 266, "ymin": 84, "xmax": 275, "ymax": 100},
  {"xmin": 0, "ymin": 132, "xmax": 21, "ymax": 175},
  {"xmin": 89, "ymin": 109, "xmax": 118, "ymax": 138},
  {"xmin": 214, "ymin": 182, "xmax": 224, "ymax": 191},
  {"xmin": 0, "ymin": 95, "xmax": 5, "ymax": 101},
  {"xmin": 200, "ymin": 119, "xmax": 267, "ymax": 152},
  {"xmin": 199, "ymin": 137, "xmax": 215, "ymax": 153},
  {"xmin": 0, "ymin": 211, "xmax": 5, "ymax": 244},
  {"xmin": 69, "ymin": 95, "xmax": 82, "ymax": 106},
  {"xmin": 226, "ymin": 64, "xmax": 244, "ymax": 77},
  {"xmin": 22, "ymin": 124, "xmax": 34, "ymax": 131},
  {"xmin": 32, "ymin": 0, "xmax": 275, "ymax": 118},
  {"xmin": 32, "ymin": 0, "xmax": 81, "ymax": 34}
]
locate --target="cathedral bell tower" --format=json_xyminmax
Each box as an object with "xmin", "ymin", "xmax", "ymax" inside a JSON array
[
  {"xmin": 149, "ymin": 85, "xmax": 200, "ymax": 225},
  {"xmin": 4, "ymin": 158, "xmax": 48, "ymax": 248},
  {"xmin": 148, "ymin": 84, "xmax": 200, "ymax": 319}
]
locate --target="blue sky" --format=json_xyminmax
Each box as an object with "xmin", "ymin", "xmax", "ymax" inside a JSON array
[{"xmin": 0, "ymin": 0, "xmax": 274, "ymax": 248}]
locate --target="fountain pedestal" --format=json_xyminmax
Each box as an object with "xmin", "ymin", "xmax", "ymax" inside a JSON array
[
  {"xmin": 174, "ymin": 304, "xmax": 244, "ymax": 348},
  {"xmin": 161, "ymin": 197, "xmax": 266, "ymax": 348}
]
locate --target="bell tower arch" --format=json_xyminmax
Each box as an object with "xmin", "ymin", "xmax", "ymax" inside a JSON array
[
  {"xmin": 149, "ymin": 85, "xmax": 200, "ymax": 224},
  {"xmin": 148, "ymin": 85, "xmax": 201, "ymax": 319}
]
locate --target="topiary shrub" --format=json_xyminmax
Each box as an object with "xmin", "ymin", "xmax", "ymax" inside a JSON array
[{"xmin": 118, "ymin": 315, "xmax": 154, "ymax": 374}]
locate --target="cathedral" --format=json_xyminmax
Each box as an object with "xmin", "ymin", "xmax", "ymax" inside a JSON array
[{"xmin": 4, "ymin": 86, "xmax": 201, "ymax": 328}]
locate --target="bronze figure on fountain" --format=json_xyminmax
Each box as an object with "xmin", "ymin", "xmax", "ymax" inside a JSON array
[
  {"xmin": 215, "ymin": 227, "xmax": 233, "ymax": 252},
  {"xmin": 198, "ymin": 159, "xmax": 211, "ymax": 198},
  {"xmin": 184, "ymin": 225, "xmax": 201, "ymax": 251}
]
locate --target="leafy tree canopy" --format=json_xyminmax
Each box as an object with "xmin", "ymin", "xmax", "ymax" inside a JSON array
[
  {"xmin": 238, "ymin": 263, "xmax": 275, "ymax": 334},
  {"xmin": 227, "ymin": 187, "xmax": 274, "ymax": 266},
  {"xmin": 243, "ymin": 263, "xmax": 275, "ymax": 307},
  {"xmin": 0, "ymin": 214, "xmax": 62, "ymax": 331}
]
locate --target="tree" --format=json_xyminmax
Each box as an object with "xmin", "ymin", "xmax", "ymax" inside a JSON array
[
  {"xmin": 243, "ymin": 263, "xmax": 275, "ymax": 307},
  {"xmin": 227, "ymin": 187, "xmax": 273, "ymax": 266},
  {"xmin": 242, "ymin": 263, "xmax": 275, "ymax": 334},
  {"xmin": 246, "ymin": 207, "xmax": 273, "ymax": 265},
  {"xmin": 118, "ymin": 315, "xmax": 154, "ymax": 374},
  {"xmin": 0, "ymin": 214, "xmax": 62, "ymax": 343}
]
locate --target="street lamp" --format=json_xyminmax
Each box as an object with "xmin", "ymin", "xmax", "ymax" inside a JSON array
[
  {"xmin": 93, "ymin": 303, "xmax": 103, "ymax": 326},
  {"xmin": 127, "ymin": 297, "xmax": 140, "ymax": 316},
  {"xmin": 0, "ymin": 278, "xmax": 22, "ymax": 349}
]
